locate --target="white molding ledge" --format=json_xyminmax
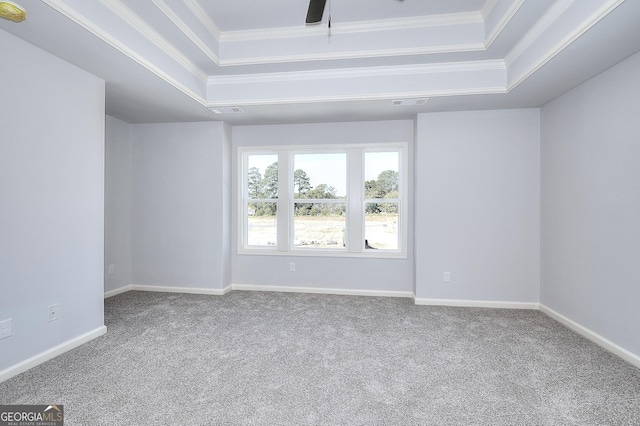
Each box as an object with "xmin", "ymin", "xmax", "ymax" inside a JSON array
[
  {"xmin": 540, "ymin": 304, "xmax": 640, "ymax": 369},
  {"xmin": 42, "ymin": 0, "xmax": 207, "ymax": 104},
  {"xmin": 506, "ymin": 0, "xmax": 626, "ymax": 90},
  {"xmin": 0, "ymin": 326, "xmax": 107, "ymax": 383},
  {"xmin": 231, "ymin": 284, "xmax": 412, "ymax": 299},
  {"xmin": 207, "ymin": 60, "xmax": 506, "ymax": 106}
]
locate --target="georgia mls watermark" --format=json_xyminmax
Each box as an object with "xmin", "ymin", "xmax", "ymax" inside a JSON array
[{"xmin": 0, "ymin": 405, "xmax": 63, "ymax": 426}]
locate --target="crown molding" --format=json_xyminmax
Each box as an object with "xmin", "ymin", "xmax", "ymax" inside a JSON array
[
  {"xmin": 150, "ymin": 0, "xmax": 220, "ymax": 64},
  {"xmin": 206, "ymin": 87, "xmax": 508, "ymax": 108},
  {"xmin": 183, "ymin": 0, "xmax": 221, "ymax": 42},
  {"xmin": 99, "ymin": 0, "xmax": 208, "ymax": 82},
  {"xmin": 209, "ymin": 60, "xmax": 506, "ymax": 85},
  {"xmin": 207, "ymin": 60, "xmax": 506, "ymax": 106},
  {"xmin": 220, "ymin": 12, "xmax": 483, "ymax": 43},
  {"xmin": 485, "ymin": 0, "xmax": 526, "ymax": 47},
  {"xmin": 42, "ymin": 0, "xmax": 206, "ymax": 105},
  {"xmin": 481, "ymin": 0, "xmax": 499, "ymax": 20},
  {"xmin": 505, "ymin": 0, "xmax": 575, "ymax": 66},
  {"xmin": 218, "ymin": 43, "xmax": 487, "ymax": 67},
  {"xmin": 40, "ymin": 0, "xmax": 626, "ymax": 118},
  {"xmin": 40, "ymin": 0, "xmax": 494, "ymax": 83},
  {"xmin": 507, "ymin": 0, "xmax": 626, "ymax": 91}
]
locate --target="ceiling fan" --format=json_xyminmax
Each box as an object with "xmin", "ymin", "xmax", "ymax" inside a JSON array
[
  {"xmin": 306, "ymin": 0, "xmax": 404, "ymax": 25},
  {"xmin": 305, "ymin": 0, "xmax": 327, "ymax": 24}
]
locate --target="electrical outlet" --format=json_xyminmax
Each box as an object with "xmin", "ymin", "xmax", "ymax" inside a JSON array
[
  {"xmin": 289, "ymin": 262, "xmax": 296, "ymax": 272},
  {"xmin": 48, "ymin": 304, "xmax": 60, "ymax": 322},
  {"xmin": 0, "ymin": 319, "xmax": 11, "ymax": 340},
  {"xmin": 108, "ymin": 264, "xmax": 115, "ymax": 275},
  {"xmin": 444, "ymin": 272, "xmax": 451, "ymax": 283}
]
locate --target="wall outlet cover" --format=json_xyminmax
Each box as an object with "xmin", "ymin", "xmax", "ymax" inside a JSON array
[
  {"xmin": 0, "ymin": 318, "xmax": 12, "ymax": 339},
  {"xmin": 48, "ymin": 304, "xmax": 60, "ymax": 322}
]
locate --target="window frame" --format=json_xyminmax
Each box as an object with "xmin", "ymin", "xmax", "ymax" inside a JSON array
[{"xmin": 238, "ymin": 143, "xmax": 408, "ymax": 259}]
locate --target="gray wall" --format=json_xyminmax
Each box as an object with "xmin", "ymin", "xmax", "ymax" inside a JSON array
[
  {"xmin": 231, "ymin": 121, "xmax": 415, "ymax": 293},
  {"xmin": 221, "ymin": 123, "xmax": 233, "ymax": 290},
  {"xmin": 131, "ymin": 122, "xmax": 231, "ymax": 291},
  {"xmin": 105, "ymin": 116, "xmax": 133, "ymax": 294},
  {"xmin": 541, "ymin": 51, "xmax": 640, "ymax": 356},
  {"xmin": 415, "ymin": 109, "xmax": 541, "ymax": 303},
  {"xmin": 0, "ymin": 30, "xmax": 105, "ymax": 371}
]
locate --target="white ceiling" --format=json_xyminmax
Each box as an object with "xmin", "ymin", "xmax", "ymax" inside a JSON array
[
  {"xmin": 1, "ymin": 0, "xmax": 639, "ymax": 124},
  {"xmin": 202, "ymin": 0, "xmax": 486, "ymax": 32}
]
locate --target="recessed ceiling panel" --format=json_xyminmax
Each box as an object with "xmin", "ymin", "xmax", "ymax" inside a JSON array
[{"xmin": 201, "ymin": 0, "xmax": 487, "ymax": 32}]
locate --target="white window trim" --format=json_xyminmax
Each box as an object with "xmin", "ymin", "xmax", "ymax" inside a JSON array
[{"xmin": 238, "ymin": 143, "xmax": 408, "ymax": 259}]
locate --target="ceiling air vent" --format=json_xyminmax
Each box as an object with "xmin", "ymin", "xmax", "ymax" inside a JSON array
[
  {"xmin": 392, "ymin": 99, "xmax": 429, "ymax": 107},
  {"xmin": 209, "ymin": 106, "xmax": 244, "ymax": 114}
]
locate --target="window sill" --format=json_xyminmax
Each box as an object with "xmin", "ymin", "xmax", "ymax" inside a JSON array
[{"xmin": 237, "ymin": 248, "xmax": 407, "ymax": 259}]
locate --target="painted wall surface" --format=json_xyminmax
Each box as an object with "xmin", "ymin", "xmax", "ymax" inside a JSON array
[
  {"xmin": 131, "ymin": 122, "xmax": 229, "ymax": 290},
  {"xmin": 0, "ymin": 30, "xmax": 105, "ymax": 371},
  {"xmin": 221, "ymin": 123, "xmax": 233, "ymax": 289},
  {"xmin": 105, "ymin": 116, "xmax": 133, "ymax": 294},
  {"xmin": 541, "ymin": 51, "xmax": 640, "ymax": 356},
  {"xmin": 415, "ymin": 109, "xmax": 540, "ymax": 303},
  {"xmin": 231, "ymin": 121, "xmax": 414, "ymax": 293}
]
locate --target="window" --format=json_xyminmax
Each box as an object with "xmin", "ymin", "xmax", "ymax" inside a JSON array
[
  {"xmin": 245, "ymin": 153, "xmax": 278, "ymax": 247},
  {"xmin": 364, "ymin": 151, "xmax": 400, "ymax": 251},
  {"xmin": 240, "ymin": 144, "xmax": 407, "ymax": 258},
  {"xmin": 293, "ymin": 152, "xmax": 347, "ymax": 250}
]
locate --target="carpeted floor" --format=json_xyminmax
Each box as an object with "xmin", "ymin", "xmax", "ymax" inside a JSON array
[{"xmin": 1, "ymin": 291, "xmax": 639, "ymax": 425}]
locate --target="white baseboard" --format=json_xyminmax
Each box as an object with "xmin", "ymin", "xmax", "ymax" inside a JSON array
[
  {"xmin": 107, "ymin": 283, "xmax": 411, "ymax": 299},
  {"xmin": 231, "ymin": 284, "xmax": 413, "ymax": 298},
  {"xmin": 106, "ymin": 284, "xmax": 232, "ymax": 298},
  {"xmin": 540, "ymin": 304, "xmax": 640, "ymax": 369},
  {"xmin": 413, "ymin": 297, "xmax": 539, "ymax": 310},
  {"xmin": 130, "ymin": 284, "xmax": 229, "ymax": 296},
  {"xmin": 0, "ymin": 326, "xmax": 107, "ymax": 384},
  {"xmin": 104, "ymin": 285, "xmax": 132, "ymax": 298}
]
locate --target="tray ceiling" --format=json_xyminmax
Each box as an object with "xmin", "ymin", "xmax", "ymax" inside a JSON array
[{"xmin": 1, "ymin": 0, "xmax": 639, "ymax": 123}]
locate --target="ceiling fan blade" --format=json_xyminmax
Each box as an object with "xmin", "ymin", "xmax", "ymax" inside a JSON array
[{"xmin": 306, "ymin": 0, "xmax": 327, "ymax": 24}]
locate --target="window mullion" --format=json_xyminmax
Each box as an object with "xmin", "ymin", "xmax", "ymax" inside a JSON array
[
  {"xmin": 277, "ymin": 150, "xmax": 290, "ymax": 252},
  {"xmin": 241, "ymin": 151, "xmax": 248, "ymax": 249},
  {"xmin": 347, "ymin": 149, "xmax": 363, "ymax": 253}
]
